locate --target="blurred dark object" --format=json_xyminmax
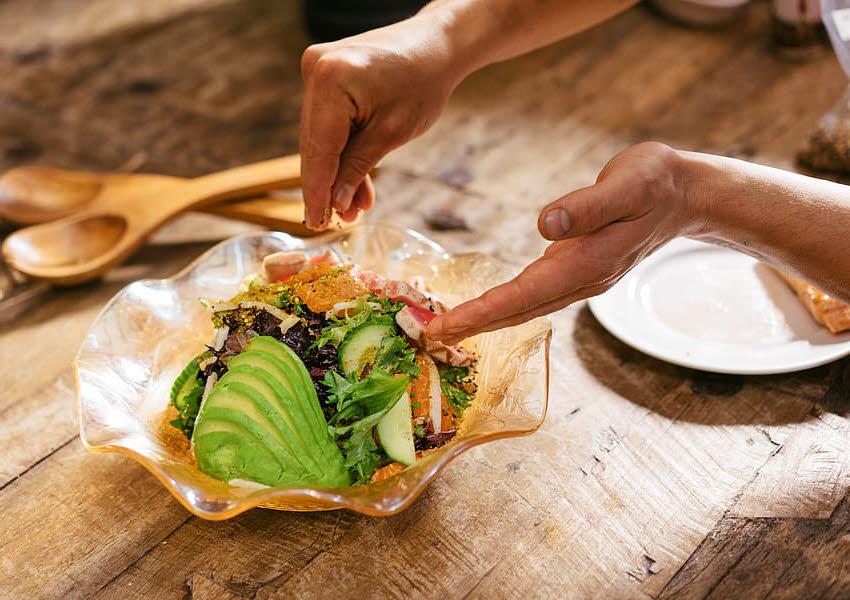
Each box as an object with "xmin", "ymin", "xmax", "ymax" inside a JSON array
[
  {"xmin": 304, "ymin": 0, "xmax": 429, "ymax": 42},
  {"xmin": 798, "ymin": 88, "xmax": 850, "ymax": 174},
  {"xmin": 425, "ymin": 209, "xmax": 470, "ymax": 232},
  {"xmin": 0, "ymin": 258, "xmax": 49, "ymax": 324},
  {"xmin": 650, "ymin": 0, "xmax": 750, "ymax": 27},
  {"xmin": 771, "ymin": 0, "xmax": 827, "ymax": 59}
]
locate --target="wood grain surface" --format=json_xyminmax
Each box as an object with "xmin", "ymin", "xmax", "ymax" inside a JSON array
[{"xmin": 1, "ymin": 1, "xmax": 849, "ymax": 598}]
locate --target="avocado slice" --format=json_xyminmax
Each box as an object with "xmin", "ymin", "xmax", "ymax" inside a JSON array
[
  {"xmin": 213, "ymin": 374, "xmax": 326, "ymax": 477},
  {"xmin": 229, "ymin": 349, "xmax": 309, "ymax": 402},
  {"xmin": 226, "ymin": 350, "xmax": 338, "ymax": 465},
  {"xmin": 193, "ymin": 339, "xmax": 350, "ymax": 488},
  {"xmin": 195, "ymin": 414, "xmax": 314, "ymax": 488},
  {"xmin": 195, "ymin": 402, "xmax": 302, "ymax": 478},
  {"xmin": 246, "ymin": 336, "xmax": 327, "ymax": 431},
  {"xmin": 195, "ymin": 430, "xmax": 284, "ymax": 487}
]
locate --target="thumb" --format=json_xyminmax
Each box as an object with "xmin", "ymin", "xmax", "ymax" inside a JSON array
[
  {"xmin": 330, "ymin": 128, "xmax": 391, "ymax": 213},
  {"xmin": 538, "ymin": 179, "xmax": 642, "ymax": 241}
]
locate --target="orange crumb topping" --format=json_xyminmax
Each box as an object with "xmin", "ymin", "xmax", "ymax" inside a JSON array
[
  {"xmin": 289, "ymin": 264, "xmax": 368, "ymax": 313},
  {"xmin": 287, "ymin": 262, "xmax": 334, "ymax": 285}
]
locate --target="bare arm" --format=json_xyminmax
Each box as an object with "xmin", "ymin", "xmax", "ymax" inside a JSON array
[
  {"xmin": 419, "ymin": 0, "xmax": 639, "ymax": 73},
  {"xmin": 685, "ymin": 152, "xmax": 850, "ymax": 301},
  {"xmin": 299, "ymin": 0, "xmax": 639, "ymax": 228},
  {"xmin": 426, "ymin": 144, "xmax": 850, "ymax": 343}
]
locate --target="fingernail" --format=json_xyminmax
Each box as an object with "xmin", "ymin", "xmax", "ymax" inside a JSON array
[
  {"xmin": 333, "ymin": 184, "xmax": 354, "ymax": 213},
  {"xmin": 543, "ymin": 208, "xmax": 570, "ymax": 239}
]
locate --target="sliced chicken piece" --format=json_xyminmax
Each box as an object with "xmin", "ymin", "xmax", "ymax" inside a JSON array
[
  {"xmin": 262, "ymin": 250, "xmax": 339, "ymax": 283},
  {"xmin": 408, "ymin": 351, "xmax": 443, "ymax": 434},
  {"xmin": 410, "ymin": 354, "xmax": 432, "ymax": 422},
  {"xmin": 307, "ymin": 251, "xmax": 339, "ymax": 267},
  {"xmin": 356, "ymin": 269, "xmax": 385, "ymax": 292},
  {"xmin": 396, "ymin": 306, "xmax": 472, "ymax": 367},
  {"xmin": 262, "ymin": 251, "xmax": 306, "ymax": 282},
  {"xmin": 440, "ymin": 394, "xmax": 455, "ymax": 432},
  {"xmin": 358, "ymin": 270, "xmax": 470, "ymax": 364},
  {"xmin": 357, "ymin": 271, "xmax": 447, "ymax": 314}
]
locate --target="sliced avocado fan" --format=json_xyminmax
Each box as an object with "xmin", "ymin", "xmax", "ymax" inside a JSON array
[{"xmin": 193, "ymin": 336, "xmax": 350, "ymax": 488}]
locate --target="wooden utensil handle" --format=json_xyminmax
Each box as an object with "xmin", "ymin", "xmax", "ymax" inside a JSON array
[{"xmin": 188, "ymin": 154, "xmax": 301, "ymax": 204}]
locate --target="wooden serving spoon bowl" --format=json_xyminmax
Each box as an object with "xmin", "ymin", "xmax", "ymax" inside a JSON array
[
  {"xmin": 0, "ymin": 155, "xmax": 327, "ymax": 285},
  {"xmin": 0, "ymin": 163, "xmax": 319, "ymax": 230}
]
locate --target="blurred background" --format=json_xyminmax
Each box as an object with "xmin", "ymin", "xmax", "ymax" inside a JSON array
[{"xmin": 0, "ymin": 0, "xmax": 844, "ymax": 309}]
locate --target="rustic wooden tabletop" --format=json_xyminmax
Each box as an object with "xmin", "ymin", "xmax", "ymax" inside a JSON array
[{"xmin": 2, "ymin": 1, "xmax": 849, "ymax": 598}]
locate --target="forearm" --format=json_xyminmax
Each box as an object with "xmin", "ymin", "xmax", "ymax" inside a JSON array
[
  {"xmin": 415, "ymin": 0, "xmax": 639, "ymax": 81},
  {"xmin": 681, "ymin": 151, "xmax": 850, "ymax": 303}
]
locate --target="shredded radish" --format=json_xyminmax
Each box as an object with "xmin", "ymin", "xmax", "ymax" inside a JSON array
[
  {"xmin": 209, "ymin": 303, "xmax": 238, "ymax": 313},
  {"xmin": 326, "ymin": 300, "xmax": 381, "ymax": 319},
  {"xmin": 327, "ymin": 300, "xmax": 358, "ymax": 318},
  {"xmin": 191, "ymin": 371, "xmax": 219, "ymax": 451},
  {"xmin": 211, "ymin": 326, "xmax": 229, "ymax": 351},
  {"xmin": 278, "ymin": 314, "xmax": 299, "ymax": 334},
  {"xmin": 238, "ymin": 301, "xmax": 291, "ymax": 323},
  {"xmin": 201, "ymin": 372, "xmax": 217, "ymax": 405}
]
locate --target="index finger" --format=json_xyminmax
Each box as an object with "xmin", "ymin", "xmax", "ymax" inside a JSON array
[
  {"xmin": 427, "ymin": 250, "xmax": 569, "ymax": 340},
  {"xmin": 299, "ymin": 83, "xmax": 356, "ymax": 229}
]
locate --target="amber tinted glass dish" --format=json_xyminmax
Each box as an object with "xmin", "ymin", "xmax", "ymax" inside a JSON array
[{"xmin": 75, "ymin": 225, "xmax": 551, "ymax": 519}]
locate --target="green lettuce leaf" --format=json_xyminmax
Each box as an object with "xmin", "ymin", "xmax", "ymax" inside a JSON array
[
  {"xmin": 324, "ymin": 368, "xmax": 410, "ymax": 482},
  {"xmin": 439, "ymin": 365, "xmax": 475, "ymax": 416}
]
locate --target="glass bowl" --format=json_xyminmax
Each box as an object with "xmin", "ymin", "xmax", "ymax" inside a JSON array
[{"xmin": 75, "ymin": 224, "xmax": 551, "ymax": 519}]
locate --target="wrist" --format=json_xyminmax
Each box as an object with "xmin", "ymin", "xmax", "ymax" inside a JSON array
[
  {"xmin": 414, "ymin": 1, "xmax": 499, "ymax": 84},
  {"xmin": 674, "ymin": 149, "xmax": 735, "ymax": 239}
]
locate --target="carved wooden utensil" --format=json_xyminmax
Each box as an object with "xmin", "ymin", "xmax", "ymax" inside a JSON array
[
  {"xmin": 0, "ymin": 155, "xmax": 336, "ymax": 285},
  {"xmin": 0, "ymin": 158, "xmax": 329, "ymax": 233}
]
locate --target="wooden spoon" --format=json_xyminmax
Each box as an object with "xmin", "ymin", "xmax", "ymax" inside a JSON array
[
  {"xmin": 1, "ymin": 155, "xmax": 328, "ymax": 285},
  {"xmin": 0, "ymin": 163, "xmax": 320, "ymax": 231}
]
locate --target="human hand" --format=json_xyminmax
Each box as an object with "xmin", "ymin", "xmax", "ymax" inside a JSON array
[
  {"xmin": 299, "ymin": 15, "xmax": 464, "ymax": 229},
  {"xmin": 427, "ymin": 143, "xmax": 699, "ymax": 342}
]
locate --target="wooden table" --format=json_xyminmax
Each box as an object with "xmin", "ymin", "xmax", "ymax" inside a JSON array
[{"xmin": 2, "ymin": 1, "xmax": 849, "ymax": 598}]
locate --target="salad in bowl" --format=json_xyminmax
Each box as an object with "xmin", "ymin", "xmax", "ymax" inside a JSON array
[
  {"xmin": 170, "ymin": 250, "xmax": 477, "ymax": 488},
  {"xmin": 75, "ymin": 225, "xmax": 550, "ymax": 518}
]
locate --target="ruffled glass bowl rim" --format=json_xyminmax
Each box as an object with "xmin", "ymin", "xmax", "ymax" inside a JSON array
[{"xmin": 74, "ymin": 225, "xmax": 551, "ymax": 519}]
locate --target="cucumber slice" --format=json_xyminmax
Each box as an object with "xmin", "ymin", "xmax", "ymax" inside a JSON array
[
  {"xmin": 376, "ymin": 391, "xmax": 415, "ymax": 466},
  {"xmin": 170, "ymin": 352, "xmax": 209, "ymax": 409},
  {"xmin": 339, "ymin": 323, "xmax": 394, "ymax": 377}
]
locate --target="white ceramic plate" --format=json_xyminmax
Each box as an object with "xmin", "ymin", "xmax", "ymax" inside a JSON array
[{"xmin": 588, "ymin": 239, "xmax": 850, "ymax": 375}]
